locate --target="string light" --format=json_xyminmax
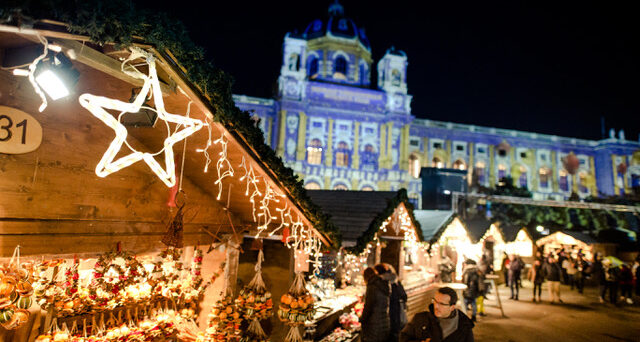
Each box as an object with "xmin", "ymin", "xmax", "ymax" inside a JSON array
[
  {"xmin": 269, "ymin": 204, "xmax": 291, "ymax": 237},
  {"xmin": 255, "ymin": 183, "xmax": 282, "ymax": 238},
  {"xmin": 212, "ymin": 133, "xmax": 234, "ymax": 200},
  {"xmin": 195, "ymin": 118, "xmax": 213, "ymax": 173},
  {"xmin": 78, "ymin": 47, "xmax": 204, "ymax": 187},
  {"xmin": 12, "ymin": 35, "xmax": 50, "ymax": 112}
]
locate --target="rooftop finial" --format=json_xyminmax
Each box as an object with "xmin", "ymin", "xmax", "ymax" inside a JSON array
[{"xmin": 328, "ymin": 0, "xmax": 344, "ymax": 16}]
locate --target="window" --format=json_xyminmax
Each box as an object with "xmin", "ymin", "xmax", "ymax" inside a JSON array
[
  {"xmin": 339, "ymin": 124, "xmax": 349, "ymax": 131},
  {"xmin": 541, "ymin": 154, "xmax": 547, "ymax": 161},
  {"xmin": 334, "ymin": 56, "xmax": 347, "ymax": 75},
  {"xmin": 456, "ymin": 145, "xmax": 465, "ymax": 151},
  {"xmin": 433, "ymin": 142, "xmax": 443, "ymax": 149},
  {"xmin": 309, "ymin": 58, "xmax": 319, "ymax": 78},
  {"xmin": 452, "ymin": 159, "xmax": 466, "ymax": 170},
  {"xmin": 519, "ymin": 166, "xmax": 527, "ymax": 188},
  {"xmin": 391, "ymin": 69, "xmax": 401, "ymax": 86},
  {"xmin": 432, "ymin": 157, "xmax": 443, "ymax": 168},
  {"xmin": 475, "ymin": 162, "xmax": 486, "ymax": 185},
  {"xmin": 410, "ymin": 139, "xmax": 420, "ymax": 147},
  {"xmin": 559, "ymin": 170, "xmax": 569, "ymax": 192},
  {"xmin": 335, "ymin": 141, "xmax": 350, "ymax": 167},
  {"xmin": 362, "ymin": 144, "xmax": 378, "ymax": 171},
  {"xmin": 498, "ymin": 149, "xmax": 507, "ymax": 157},
  {"xmin": 478, "ymin": 147, "xmax": 486, "ymax": 154},
  {"xmin": 360, "ymin": 64, "xmax": 367, "ymax": 84},
  {"xmin": 307, "ymin": 139, "xmax": 323, "ymax": 165},
  {"xmin": 579, "ymin": 172, "xmax": 589, "ymax": 193},
  {"xmin": 365, "ymin": 127, "xmax": 374, "ymax": 134},
  {"xmin": 539, "ymin": 168, "xmax": 550, "ymax": 188},
  {"xmin": 312, "ymin": 121, "xmax": 323, "ymax": 128},
  {"xmin": 305, "ymin": 181, "xmax": 321, "ymax": 190},
  {"xmin": 520, "ymin": 152, "xmax": 527, "ymax": 158},
  {"xmin": 409, "ymin": 154, "xmax": 420, "ymax": 178},
  {"xmin": 288, "ymin": 53, "xmax": 300, "ymax": 71},
  {"xmin": 498, "ymin": 164, "xmax": 507, "ymax": 180},
  {"xmin": 333, "ymin": 183, "xmax": 348, "ymax": 190}
]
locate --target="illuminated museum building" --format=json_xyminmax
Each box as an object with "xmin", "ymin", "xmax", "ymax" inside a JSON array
[{"xmin": 233, "ymin": 3, "xmax": 640, "ymax": 208}]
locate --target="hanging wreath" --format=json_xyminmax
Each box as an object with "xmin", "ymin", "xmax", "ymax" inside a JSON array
[{"xmin": 90, "ymin": 250, "xmax": 148, "ymax": 308}]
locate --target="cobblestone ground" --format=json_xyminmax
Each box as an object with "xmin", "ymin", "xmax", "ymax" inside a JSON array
[{"xmin": 471, "ymin": 281, "xmax": 640, "ymax": 342}]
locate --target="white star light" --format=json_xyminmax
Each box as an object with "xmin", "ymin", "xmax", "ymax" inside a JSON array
[{"xmin": 79, "ymin": 48, "xmax": 203, "ymax": 187}]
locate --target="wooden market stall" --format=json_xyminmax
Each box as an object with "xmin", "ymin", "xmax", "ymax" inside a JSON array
[
  {"xmin": 536, "ymin": 231, "xmax": 616, "ymax": 261},
  {"xmin": 501, "ymin": 225, "xmax": 535, "ymax": 261},
  {"xmin": 0, "ymin": 13, "xmax": 336, "ymax": 342},
  {"xmin": 306, "ymin": 189, "xmax": 423, "ymax": 339}
]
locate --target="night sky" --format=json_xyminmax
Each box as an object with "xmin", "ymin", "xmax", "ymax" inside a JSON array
[{"xmin": 135, "ymin": 0, "xmax": 639, "ymax": 142}]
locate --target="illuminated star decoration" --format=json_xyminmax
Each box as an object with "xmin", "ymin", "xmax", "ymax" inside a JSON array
[{"xmin": 78, "ymin": 47, "xmax": 203, "ymax": 187}]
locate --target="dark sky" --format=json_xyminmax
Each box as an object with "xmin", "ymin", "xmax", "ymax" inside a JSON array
[{"xmin": 135, "ymin": 0, "xmax": 639, "ymax": 142}]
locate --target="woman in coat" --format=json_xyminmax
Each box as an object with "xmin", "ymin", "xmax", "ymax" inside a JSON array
[
  {"xmin": 375, "ymin": 263, "xmax": 408, "ymax": 342},
  {"xmin": 528, "ymin": 259, "xmax": 544, "ymax": 302},
  {"xmin": 361, "ymin": 267, "xmax": 391, "ymax": 342}
]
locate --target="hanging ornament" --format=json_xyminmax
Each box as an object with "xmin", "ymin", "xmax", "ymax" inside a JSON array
[
  {"xmin": 237, "ymin": 250, "xmax": 273, "ymax": 321},
  {"xmin": 206, "ymin": 288, "xmax": 242, "ymax": 341},
  {"xmin": 78, "ymin": 47, "xmax": 204, "ymax": 187},
  {"xmin": 162, "ymin": 193, "xmax": 186, "ymax": 248},
  {"xmin": 278, "ymin": 273, "xmax": 315, "ymax": 327},
  {"xmin": 240, "ymin": 318, "xmax": 269, "ymax": 342}
]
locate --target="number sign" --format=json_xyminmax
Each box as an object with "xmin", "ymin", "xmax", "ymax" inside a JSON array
[{"xmin": 0, "ymin": 106, "xmax": 43, "ymax": 154}]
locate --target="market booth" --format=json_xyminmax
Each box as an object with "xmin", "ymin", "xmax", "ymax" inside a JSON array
[
  {"xmin": 501, "ymin": 225, "xmax": 535, "ymax": 261},
  {"xmin": 536, "ymin": 231, "xmax": 616, "ymax": 260},
  {"xmin": 0, "ymin": 14, "xmax": 337, "ymax": 342},
  {"xmin": 307, "ymin": 189, "xmax": 423, "ymax": 339}
]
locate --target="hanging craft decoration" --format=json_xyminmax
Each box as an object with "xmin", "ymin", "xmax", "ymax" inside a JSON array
[
  {"xmin": 78, "ymin": 47, "xmax": 204, "ymax": 187},
  {"xmin": 278, "ymin": 272, "xmax": 316, "ymax": 342},
  {"xmin": 162, "ymin": 196, "xmax": 186, "ymax": 248},
  {"xmin": 237, "ymin": 250, "xmax": 272, "ymax": 342},
  {"xmin": 0, "ymin": 246, "xmax": 33, "ymax": 330},
  {"xmin": 206, "ymin": 288, "xmax": 242, "ymax": 341}
]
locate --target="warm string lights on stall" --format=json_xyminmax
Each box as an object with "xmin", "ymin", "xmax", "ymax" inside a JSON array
[
  {"xmin": 269, "ymin": 204, "xmax": 291, "ymax": 237},
  {"xmin": 78, "ymin": 47, "xmax": 204, "ymax": 187},
  {"xmin": 12, "ymin": 35, "xmax": 51, "ymax": 112},
  {"xmin": 212, "ymin": 133, "xmax": 234, "ymax": 200},
  {"xmin": 255, "ymin": 183, "xmax": 284, "ymax": 238},
  {"xmin": 194, "ymin": 118, "xmax": 213, "ymax": 173}
]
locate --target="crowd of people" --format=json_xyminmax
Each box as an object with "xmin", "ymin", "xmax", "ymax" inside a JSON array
[{"xmin": 360, "ymin": 252, "xmax": 639, "ymax": 342}]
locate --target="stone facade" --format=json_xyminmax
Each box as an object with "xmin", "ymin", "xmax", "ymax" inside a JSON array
[{"xmin": 233, "ymin": 3, "xmax": 640, "ymax": 208}]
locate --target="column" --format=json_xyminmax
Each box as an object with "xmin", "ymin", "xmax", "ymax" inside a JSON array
[
  {"xmin": 589, "ymin": 156, "xmax": 598, "ymax": 195},
  {"xmin": 422, "ymin": 137, "xmax": 429, "ymax": 167},
  {"xmin": 551, "ymin": 151, "xmax": 559, "ymax": 192},
  {"xmin": 611, "ymin": 155, "xmax": 619, "ymax": 195},
  {"xmin": 267, "ymin": 117, "xmax": 274, "ymax": 148},
  {"xmin": 529, "ymin": 149, "xmax": 538, "ymax": 191},
  {"xmin": 400, "ymin": 124, "xmax": 410, "ymax": 170},
  {"xmin": 446, "ymin": 140, "xmax": 451, "ymax": 168},
  {"xmin": 325, "ymin": 118, "xmax": 334, "ymax": 167},
  {"xmin": 489, "ymin": 145, "xmax": 495, "ymax": 188},
  {"xmin": 468, "ymin": 142, "xmax": 474, "ymax": 186},
  {"xmin": 386, "ymin": 122, "xmax": 394, "ymax": 169},
  {"xmin": 379, "ymin": 124, "xmax": 387, "ymax": 168},
  {"xmin": 276, "ymin": 110, "xmax": 287, "ymax": 157},
  {"xmin": 353, "ymin": 122, "xmax": 361, "ymax": 169},
  {"xmin": 295, "ymin": 112, "xmax": 307, "ymax": 161}
]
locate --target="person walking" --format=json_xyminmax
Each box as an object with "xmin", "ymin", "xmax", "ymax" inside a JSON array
[
  {"xmin": 375, "ymin": 263, "xmax": 408, "ymax": 342},
  {"xmin": 528, "ymin": 258, "xmax": 544, "ymax": 302},
  {"xmin": 476, "ymin": 263, "xmax": 488, "ymax": 317},
  {"xmin": 601, "ymin": 259, "xmax": 619, "ymax": 304},
  {"xmin": 508, "ymin": 254, "xmax": 522, "ymax": 300},
  {"xmin": 575, "ymin": 255, "xmax": 588, "ymax": 294},
  {"xmin": 619, "ymin": 263, "xmax": 633, "ymax": 304},
  {"xmin": 591, "ymin": 254, "xmax": 606, "ymax": 303},
  {"xmin": 462, "ymin": 260, "xmax": 480, "ymax": 322},
  {"xmin": 501, "ymin": 252, "xmax": 510, "ymax": 288},
  {"xmin": 565, "ymin": 256, "xmax": 577, "ymax": 290},
  {"xmin": 400, "ymin": 287, "xmax": 474, "ymax": 342},
  {"xmin": 633, "ymin": 256, "xmax": 640, "ymax": 297},
  {"xmin": 543, "ymin": 256, "xmax": 563, "ymax": 304},
  {"xmin": 361, "ymin": 267, "xmax": 391, "ymax": 342}
]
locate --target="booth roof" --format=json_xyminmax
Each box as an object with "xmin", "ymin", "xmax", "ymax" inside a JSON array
[
  {"xmin": 413, "ymin": 210, "xmax": 455, "ymax": 242},
  {"xmin": 306, "ymin": 190, "xmax": 397, "ymax": 241},
  {"xmin": 500, "ymin": 224, "xmax": 522, "ymax": 243},
  {"xmin": 462, "ymin": 217, "xmax": 492, "ymax": 243},
  {"xmin": 561, "ymin": 230, "xmax": 598, "ymax": 244}
]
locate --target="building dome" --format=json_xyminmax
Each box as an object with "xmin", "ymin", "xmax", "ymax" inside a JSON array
[{"xmin": 303, "ymin": 1, "xmax": 371, "ymax": 50}]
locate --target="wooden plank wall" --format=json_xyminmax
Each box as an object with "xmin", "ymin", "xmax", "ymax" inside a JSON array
[{"xmin": 0, "ymin": 65, "xmax": 240, "ymax": 258}]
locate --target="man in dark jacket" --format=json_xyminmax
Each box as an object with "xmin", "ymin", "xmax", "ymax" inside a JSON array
[
  {"xmin": 400, "ymin": 287, "xmax": 474, "ymax": 342},
  {"xmin": 542, "ymin": 256, "xmax": 563, "ymax": 303},
  {"xmin": 375, "ymin": 263, "xmax": 408, "ymax": 342},
  {"xmin": 508, "ymin": 254, "xmax": 523, "ymax": 300},
  {"xmin": 462, "ymin": 260, "xmax": 480, "ymax": 322},
  {"xmin": 361, "ymin": 267, "xmax": 391, "ymax": 342}
]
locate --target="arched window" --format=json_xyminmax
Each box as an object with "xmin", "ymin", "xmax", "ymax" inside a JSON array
[
  {"xmin": 409, "ymin": 193, "xmax": 420, "ymax": 208},
  {"xmin": 409, "ymin": 154, "xmax": 421, "ymax": 178},
  {"xmin": 305, "ymin": 181, "xmax": 321, "ymax": 190},
  {"xmin": 539, "ymin": 167, "xmax": 550, "ymax": 189},
  {"xmin": 288, "ymin": 53, "xmax": 300, "ymax": 71},
  {"xmin": 579, "ymin": 172, "xmax": 589, "ymax": 194},
  {"xmin": 362, "ymin": 144, "xmax": 378, "ymax": 171},
  {"xmin": 497, "ymin": 164, "xmax": 507, "ymax": 180},
  {"xmin": 359, "ymin": 64, "xmax": 367, "ymax": 84},
  {"xmin": 559, "ymin": 170, "xmax": 569, "ymax": 192},
  {"xmin": 632, "ymin": 173, "xmax": 640, "ymax": 188},
  {"xmin": 361, "ymin": 185, "xmax": 374, "ymax": 191},
  {"xmin": 334, "ymin": 56, "xmax": 347, "ymax": 76},
  {"xmin": 335, "ymin": 141, "xmax": 350, "ymax": 167},
  {"xmin": 474, "ymin": 162, "xmax": 486, "ymax": 185},
  {"xmin": 432, "ymin": 157, "xmax": 443, "ymax": 168},
  {"xmin": 308, "ymin": 58, "xmax": 319, "ymax": 78},
  {"xmin": 307, "ymin": 139, "xmax": 323, "ymax": 165},
  {"xmin": 391, "ymin": 69, "xmax": 401, "ymax": 86},
  {"xmin": 333, "ymin": 183, "xmax": 348, "ymax": 190},
  {"xmin": 452, "ymin": 159, "xmax": 466, "ymax": 170},
  {"xmin": 519, "ymin": 166, "xmax": 528, "ymax": 188}
]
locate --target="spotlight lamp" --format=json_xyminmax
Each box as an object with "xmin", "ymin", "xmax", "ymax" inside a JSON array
[
  {"xmin": 536, "ymin": 225, "xmax": 544, "ymax": 232},
  {"xmin": 120, "ymin": 89, "xmax": 158, "ymax": 127},
  {"xmin": 34, "ymin": 52, "xmax": 80, "ymax": 101}
]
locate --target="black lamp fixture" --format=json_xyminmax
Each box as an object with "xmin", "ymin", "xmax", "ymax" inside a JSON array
[
  {"xmin": 34, "ymin": 51, "xmax": 80, "ymax": 100},
  {"xmin": 120, "ymin": 88, "xmax": 158, "ymax": 127}
]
